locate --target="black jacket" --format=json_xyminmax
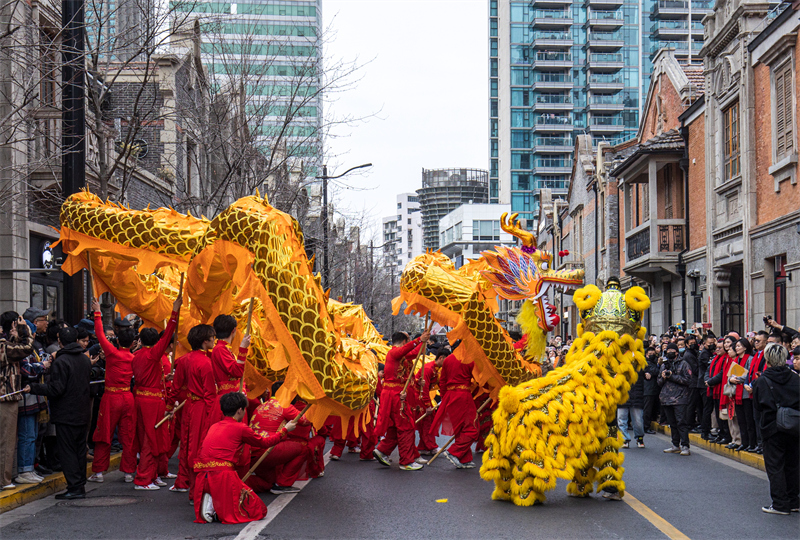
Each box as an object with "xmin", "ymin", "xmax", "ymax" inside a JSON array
[
  {"xmin": 752, "ymin": 365, "xmax": 800, "ymax": 439},
  {"xmin": 658, "ymin": 358, "xmax": 693, "ymax": 406},
  {"xmin": 29, "ymin": 342, "xmax": 92, "ymax": 426},
  {"xmin": 619, "ymin": 367, "xmax": 645, "ymax": 409},
  {"xmin": 682, "ymin": 347, "xmax": 699, "ymax": 388},
  {"xmin": 642, "ymin": 356, "xmax": 661, "ymax": 396},
  {"xmin": 697, "ymin": 348, "xmax": 712, "ymax": 389}
]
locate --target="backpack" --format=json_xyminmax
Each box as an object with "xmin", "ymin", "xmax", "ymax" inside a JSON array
[{"xmin": 764, "ymin": 378, "xmax": 800, "ymax": 434}]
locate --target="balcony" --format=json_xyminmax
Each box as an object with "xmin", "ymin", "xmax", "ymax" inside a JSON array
[
  {"xmin": 584, "ymin": 0, "xmax": 624, "ymax": 9},
  {"xmin": 650, "ymin": 20, "xmax": 704, "ymax": 39},
  {"xmin": 651, "ymin": 39, "xmax": 704, "ymax": 56},
  {"xmin": 532, "ymin": 51, "xmax": 573, "ymax": 68},
  {"xmin": 534, "ymin": 116, "xmax": 574, "ymax": 132},
  {"xmin": 534, "ymin": 164, "xmax": 573, "ymax": 175},
  {"xmin": 585, "ymin": 10, "xmax": 624, "ymax": 28},
  {"xmin": 531, "ymin": 9, "xmax": 573, "ymax": 27},
  {"xmin": 586, "ymin": 74, "xmax": 624, "ymax": 91},
  {"xmin": 532, "ymin": 76, "xmax": 574, "ymax": 90},
  {"xmin": 652, "ymin": 0, "xmax": 713, "ymax": 19},
  {"xmin": 589, "ymin": 116, "xmax": 626, "ymax": 132},
  {"xmin": 533, "ymin": 136, "xmax": 573, "ymax": 153},
  {"xmin": 588, "ymin": 97, "xmax": 624, "ymax": 111},
  {"xmin": 586, "ymin": 52, "xmax": 624, "ymax": 70},
  {"xmin": 586, "ymin": 32, "xmax": 625, "ymax": 50},
  {"xmin": 533, "ymin": 0, "xmax": 572, "ymax": 6},
  {"xmin": 624, "ymin": 219, "xmax": 686, "ymax": 274},
  {"xmin": 531, "ymin": 31, "xmax": 573, "ymax": 48}
]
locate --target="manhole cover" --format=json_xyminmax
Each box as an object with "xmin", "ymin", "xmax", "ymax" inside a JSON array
[{"xmin": 58, "ymin": 496, "xmax": 151, "ymax": 507}]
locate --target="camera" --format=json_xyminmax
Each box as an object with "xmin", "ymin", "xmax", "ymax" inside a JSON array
[{"xmin": 763, "ymin": 315, "xmax": 773, "ymax": 325}]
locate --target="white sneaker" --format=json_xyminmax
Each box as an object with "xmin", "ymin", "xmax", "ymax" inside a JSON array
[
  {"xmin": 373, "ymin": 449, "xmax": 391, "ymax": 467},
  {"xmin": 201, "ymin": 493, "xmax": 216, "ymax": 523},
  {"xmin": 30, "ymin": 472, "xmax": 45, "ymax": 482},
  {"xmin": 154, "ymin": 477, "xmax": 167, "ymax": 487},
  {"xmin": 88, "ymin": 472, "xmax": 104, "ymax": 483},
  {"xmin": 134, "ymin": 483, "xmax": 160, "ymax": 491},
  {"xmin": 2, "ymin": 483, "xmax": 16, "ymax": 490},
  {"xmin": 124, "ymin": 474, "xmax": 134, "ymax": 483},
  {"xmin": 415, "ymin": 457, "xmax": 429, "ymax": 465},
  {"xmin": 399, "ymin": 462, "xmax": 424, "ymax": 471},
  {"xmin": 169, "ymin": 484, "xmax": 189, "ymax": 493},
  {"xmin": 13, "ymin": 472, "xmax": 41, "ymax": 484},
  {"xmin": 165, "ymin": 472, "xmax": 177, "ymax": 479}
]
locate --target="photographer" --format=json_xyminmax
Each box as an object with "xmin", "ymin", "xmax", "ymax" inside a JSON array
[
  {"xmin": 642, "ymin": 346, "xmax": 661, "ymax": 433},
  {"xmin": 659, "ymin": 343, "xmax": 694, "ymax": 456}
]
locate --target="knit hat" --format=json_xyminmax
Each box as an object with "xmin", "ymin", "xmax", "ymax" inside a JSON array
[{"xmin": 666, "ymin": 343, "xmax": 679, "ymax": 352}]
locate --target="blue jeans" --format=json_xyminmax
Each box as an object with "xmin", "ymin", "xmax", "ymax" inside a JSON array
[
  {"xmin": 617, "ymin": 407, "xmax": 644, "ymax": 441},
  {"xmin": 17, "ymin": 413, "xmax": 38, "ymax": 473}
]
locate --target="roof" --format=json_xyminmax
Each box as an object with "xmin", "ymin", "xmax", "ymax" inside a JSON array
[
  {"xmin": 682, "ymin": 65, "xmax": 705, "ymax": 95},
  {"xmin": 609, "ymin": 129, "xmax": 684, "ymax": 177}
]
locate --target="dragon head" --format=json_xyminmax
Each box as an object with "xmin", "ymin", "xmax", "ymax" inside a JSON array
[{"xmin": 481, "ymin": 213, "xmax": 584, "ymax": 333}]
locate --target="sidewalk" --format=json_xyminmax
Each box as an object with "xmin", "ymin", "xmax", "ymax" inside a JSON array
[
  {"xmin": 0, "ymin": 453, "xmax": 121, "ymax": 514},
  {"xmin": 652, "ymin": 423, "xmax": 765, "ymax": 472}
]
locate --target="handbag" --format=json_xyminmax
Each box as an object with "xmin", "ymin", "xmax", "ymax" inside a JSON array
[
  {"xmin": 722, "ymin": 382, "xmax": 736, "ymax": 398},
  {"xmin": 764, "ymin": 378, "xmax": 800, "ymax": 434}
]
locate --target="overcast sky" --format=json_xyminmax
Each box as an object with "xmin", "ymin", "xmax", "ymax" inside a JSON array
[{"xmin": 321, "ymin": 0, "xmax": 488, "ymax": 241}]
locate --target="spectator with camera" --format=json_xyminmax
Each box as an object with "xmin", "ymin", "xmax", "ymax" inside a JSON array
[
  {"xmin": 659, "ymin": 342, "xmax": 694, "ymax": 456},
  {"xmin": 752, "ymin": 342, "xmax": 800, "ymax": 515},
  {"xmin": 642, "ymin": 346, "xmax": 660, "ymax": 434}
]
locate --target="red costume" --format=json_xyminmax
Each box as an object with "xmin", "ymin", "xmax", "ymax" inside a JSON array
[
  {"xmin": 431, "ymin": 354, "xmax": 478, "ymax": 464},
  {"xmin": 246, "ymin": 399, "xmax": 317, "ymax": 491},
  {"xmin": 375, "ymin": 338, "xmax": 424, "ymax": 465},
  {"xmin": 414, "ymin": 362, "xmax": 440, "ymax": 453},
  {"xmin": 130, "ymin": 313, "xmax": 178, "ymax": 486},
  {"xmin": 92, "ymin": 313, "xmax": 136, "ymax": 475},
  {"xmin": 193, "ymin": 417, "xmax": 288, "ymax": 524},
  {"xmin": 158, "ymin": 354, "xmax": 174, "ymax": 477},
  {"xmin": 181, "ymin": 349, "xmax": 217, "ymax": 494},
  {"xmin": 166, "ymin": 353, "xmax": 190, "ymax": 489},
  {"xmin": 208, "ymin": 340, "xmax": 247, "ymax": 425}
]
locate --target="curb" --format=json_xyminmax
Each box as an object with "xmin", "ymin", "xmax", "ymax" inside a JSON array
[
  {"xmin": 0, "ymin": 452, "xmax": 122, "ymax": 514},
  {"xmin": 651, "ymin": 423, "xmax": 765, "ymax": 472}
]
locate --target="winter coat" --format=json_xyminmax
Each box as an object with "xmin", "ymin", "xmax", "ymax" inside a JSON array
[
  {"xmin": 682, "ymin": 347, "xmax": 699, "ymax": 387},
  {"xmin": 697, "ymin": 348, "xmax": 712, "ymax": 389},
  {"xmin": 642, "ymin": 357, "xmax": 661, "ymax": 396},
  {"xmin": 752, "ymin": 365, "xmax": 800, "ymax": 440},
  {"xmin": 619, "ymin": 367, "xmax": 645, "ymax": 409},
  {"xmin": 29, "ymin": 342, "xmax": 92, "ymax": 426},
  {"xmin": 658, "ymin": 357, "xmax": 693, "ymax": 406},
  {"xmin": 0, "ymin": 332, "xmax": 34, "ymax": 402}
]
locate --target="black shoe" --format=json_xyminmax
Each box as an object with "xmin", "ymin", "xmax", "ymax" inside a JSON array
[
  {"xmin": 35, "ymin": 465, "xmax": 53, "ymax": 476},
  {"xmin": 55, "ymin": 490, "xmax": 86, "ymax": 500},
  {"xmin": 725, "ymin": 442, "xmax": 737, "ymax": 449},
  {"xmin": 690, "ymin": 427, "xmax": 701, "ymax": 434},
  {"xmin": 718, "ymin": 438, "xmax": 732, "ymax": 445},
  {"xmin": 644, "ymin": 429, "xmax": 656, "ymax": 435}
]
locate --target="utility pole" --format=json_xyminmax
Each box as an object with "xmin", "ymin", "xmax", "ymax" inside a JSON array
[{"xmin": 62, "ymin": 0, "xmax": 87, "ymax": 323}]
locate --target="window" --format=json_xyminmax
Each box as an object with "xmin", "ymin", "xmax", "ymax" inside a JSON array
[
  {"xmin": 407, "ymin": 218, "xmax": 411, "ymax": 224},
  {"xmin": 599, "ymin": 191, "xmax": 605, "ymax": 249},
  {"xmin": 723, "ymin": 102, "xmax": 740, "ymax": 180},
  {"xmin": 40, "ymin": 32, "xmax": 57, "ymax": 107},
  {"xmin": 397, "ymin": 202, "xmax": 402, "ymax": 209},
  {"xmin": 775, "ymin": 62, "xmax": 794, "ymax": 160},
  {"xmin": 472, "ymin": 220, "xmax": 500, "ymax": 241}
]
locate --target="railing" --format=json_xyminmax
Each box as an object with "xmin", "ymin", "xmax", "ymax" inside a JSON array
[
  {"xmin": 536, "ymin": 73, "xmax": 569, "ymax": 82},
  {"xmin": 655, "ymin": 0, "xmax": 712, "ymax": 10},
  {"xmin": 532, "ymin": 31, "xmax": 571, "ymax": 40},
  {"xmin": 588, "ymin": 10, "xmax": 623, "ymax": 20},
  {"xmin": 658, "ymin": 223, "xmax": 685, "ymax": 252},
  {"xmin": 532, "ymin": 9, "xmax": 571, "ymax": 18},
  {"xmin": 589, "ymin": 52, "xmax": 623, "ymax": 62},
  {"xmin": 590, "ymin": 116, "xmax": 624, "ymax": 126},
  {"xmin": 588, "ymin": 74, "xmax": 623, "ymax": 83},
  {"xmin": 627, "ymin": 228, "xmax": 650, "ymax": 261},
  {"xmin": 536, "ymin": 115, "xmax": 572, "ymax": 125},
  {"xmin": 535, "ymin": 136, "xmax": 573, "ymax": 146},
  {"xmin": 588, "ymin": 32, "xmax": 623, "ymax": 41},
  {"xmin": 590, "ymin": 95, "xmax": 623, "ymax": 104},
  {"xmin": 535, "ymin": 94, "xmax": 571, "ymax": 103},
  {"xmin": 650, "ymin": 20, "xmax": 704, "ymax": 32},
  {"xmin": 651, "ymin": 40, "xmax": 703, "ymax": 53},
  {"xmin": 535, "ymin": 51, "xmax": 572, "ymax": 61}
]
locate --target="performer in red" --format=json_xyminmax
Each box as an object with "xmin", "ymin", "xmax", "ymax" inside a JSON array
[
  {"xmin": 246, "ymin": 392, "xmax": 316, "ymax": 494},
  {"xmin": 373, "ymin": 329, "xmax": 430, "ymax": 471},
  {"xmin": 431, "ymin": 353, "xmax": 478, "ymax": 469},
  {"xmin": 328, "ymin": 415, "xmax": 359, "ymax": 460},
  {"xmin": 209, "ymin": 315, "xmax": 250, "ymax": 425},
  {"xmin": 88, "ymin": 299, "xmax": 137, "ymax": 484},
  {"xmin": 289, "ymin": 399, "xmax": 327, "ymax": 476},
  {"xmin": 166, "ymin": 347, "xmax": 191, "ymax": 492},
  {"xmin": 181, "ymin": 324, "xmax": 218, "ymax": 497},
  {"xmin": 130, "ymin": 294, "xmax": 181, "ymax": 490},
  {"xmin": 193, "ymin": 392, "xmax": 298, "ymax": 524},
  {"xmin": 414, "ymin": 349, "xmax": 446, "ymax": 456},
  {"xmin": 158, "ymin": 345, "xmax": 176, "ymax": 481}
]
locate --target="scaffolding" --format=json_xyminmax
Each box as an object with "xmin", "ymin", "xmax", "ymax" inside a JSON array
[{"xmin": 418, "ymin": 168, "xmax": 489, "ymax": 250}]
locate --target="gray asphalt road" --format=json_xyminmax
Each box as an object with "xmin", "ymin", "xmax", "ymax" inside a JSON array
[{"xmin": 1, "ymin": 432, "xmax": 796, "ymax": 540}]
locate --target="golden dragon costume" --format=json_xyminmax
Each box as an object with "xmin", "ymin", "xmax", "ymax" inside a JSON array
[
  {"xmin": 58, "ymin": 191, "xmax": 382, "ymax": 433},
  {"xmin": 479, "ymin": 278, "xmax": 650, "ymax": 505}
]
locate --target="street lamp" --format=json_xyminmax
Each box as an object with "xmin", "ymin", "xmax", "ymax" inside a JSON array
[{"xmin": 316, "ymin": 163, "xmax": 372, "ymax": 289}]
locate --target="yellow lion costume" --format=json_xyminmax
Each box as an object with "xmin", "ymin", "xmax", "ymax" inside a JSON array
[{"xmin": 479, "ymin": 278, "xmax": 650, "ymax": 505}]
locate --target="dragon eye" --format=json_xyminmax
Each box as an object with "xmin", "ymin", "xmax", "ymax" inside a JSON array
[{"xmin": 541, "ymin": 262, "xmax": 548, "ymax": 271}]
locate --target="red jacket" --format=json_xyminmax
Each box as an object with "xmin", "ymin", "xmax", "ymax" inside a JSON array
[
  {"xmin": 414, "ymin": 362, "xmax": 440, "ymax": 407},
  {"xmin": 383, "ymin": 338, "xmax": 423, "ymax": 389},
  {"xmin": 196, "ymin": 417, "xmax": 287, "ymax": 466},
  {"xmin": 249, "ymin": 399, "xmax": 310, "ymax": 436},
  {"xmin": 131, "ymin": 311, "xmax": 178, "ymax": 391},
  {"xmin": 184, "ymin": 350, "xmax": 216, "ymax": 407},
  {"xmin": 166, "ymin": 353, "xmax": 189, "ymax": 406},
  {"xmin": 439, "ymin": 354, "xmax": 474, "ymax": 397},
  {"xmin": 94, "ymin": 313, "xmax": 133, "ymax": 390},
  {"xmin": 211, "ymin": 341, "xmax": 246, "ymax": 393}
]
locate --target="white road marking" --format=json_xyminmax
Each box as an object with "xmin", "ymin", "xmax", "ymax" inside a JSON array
[{"xmin": 234, "ymin": 451, "xmax": 332, "ymax": 540}]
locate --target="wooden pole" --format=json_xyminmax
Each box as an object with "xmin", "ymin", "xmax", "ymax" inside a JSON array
[
  {"xmin": 242, "ymin": 407, "xmax": 308, "ymax": 482},
  {"xmin": 239, "ymin": 297, "xmax": 256, "ymax": 393},
  {"xmin": 171, "ymin": 273, "xmax": 185, "ymax": 367},
  {"xmin": 415, "ymin": 403, "xmax": 438, "ymax": 425},
  {"xmin": 155, "ymin": 399, "xmax": 185, "ymax": 429},
  {"xmin": 400, "ymin": 314, "xmax": 432, "ymax": 398},
  {"xmin": 86, "ymin": 255, "xmax": 94, "ymax": 301},
  {"xmin": 427, "ymin": 396, "xmax": 493, "ymax": 465}
]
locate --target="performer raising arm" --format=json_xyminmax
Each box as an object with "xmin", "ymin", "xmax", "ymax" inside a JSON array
[{"xmin": 194, "ymin": 392, "xmax": 298, "ymax": 524}]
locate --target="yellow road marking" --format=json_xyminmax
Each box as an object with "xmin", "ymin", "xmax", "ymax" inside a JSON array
[{"xmin": 624, "ymin": 492, "xmax": 691, "ymax": 540}]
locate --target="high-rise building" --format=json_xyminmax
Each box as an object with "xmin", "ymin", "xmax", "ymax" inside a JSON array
[
  {"xmin": 174, "ymin": 0, "xmax": 323, "ymax": 177},
  {"xmin": 417, "ymin": 168, "xmax": 489, "ymax": 250},
  {"xmin": 382, "ymin": 193, "xmax": 424, "ymax": 281},
  {"xmin": 489, "ymin": 0, "xmax": 715, "ymax": 225}
]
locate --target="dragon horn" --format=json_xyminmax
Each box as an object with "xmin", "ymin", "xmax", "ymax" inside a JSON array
[{"xmin": 500, "ymin": 212, "xmax": 536, "ymax": 247}]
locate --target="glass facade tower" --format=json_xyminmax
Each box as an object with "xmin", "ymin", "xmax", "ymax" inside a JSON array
[{"xmin": 489, "ymin": 0, "xmax": 711, "ymax": 224}]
